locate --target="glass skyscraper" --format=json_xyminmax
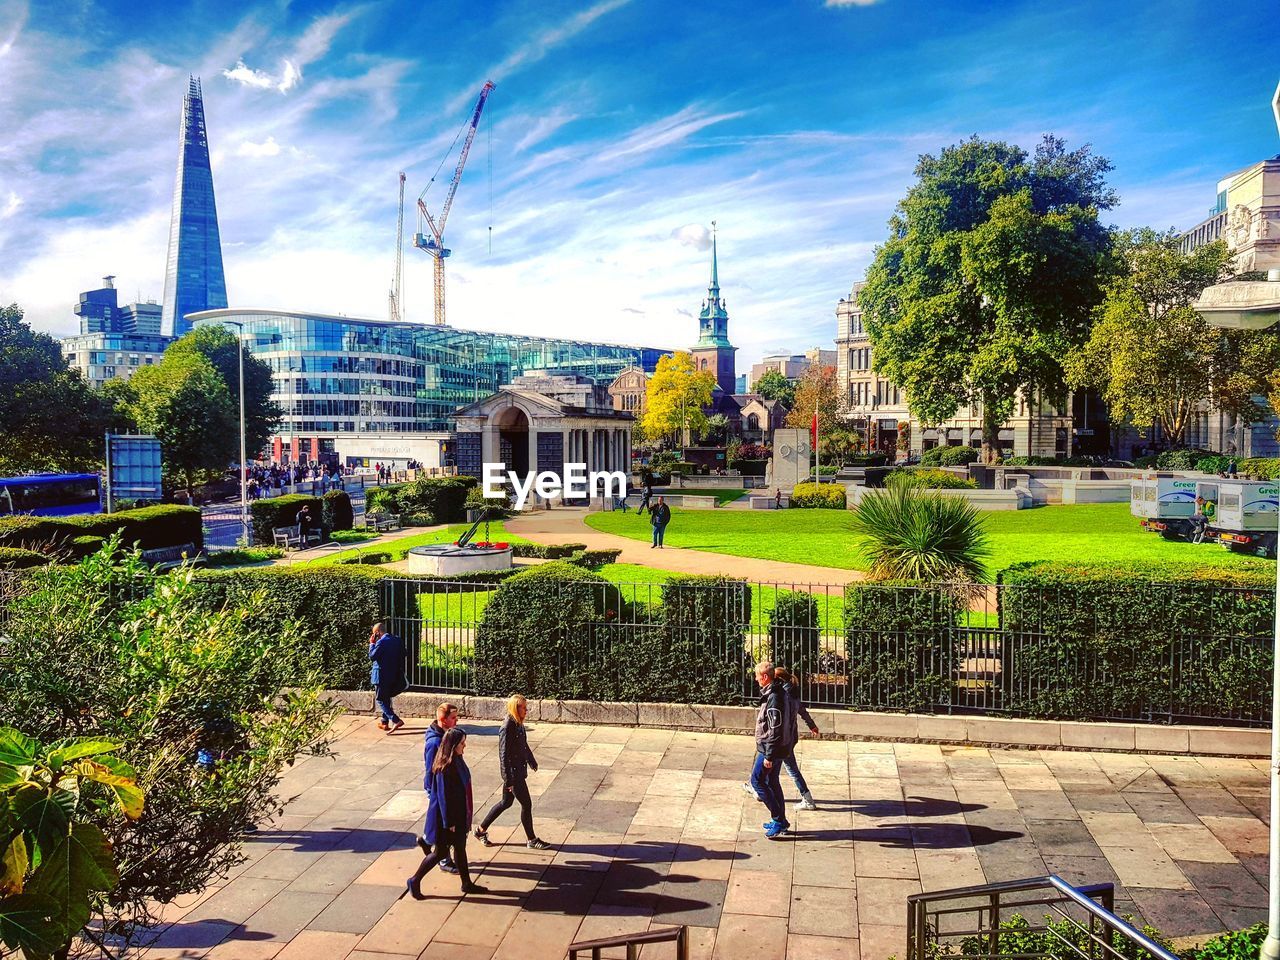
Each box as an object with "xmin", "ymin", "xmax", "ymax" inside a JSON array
[{"xmin": 160, "ymin": 77, "xmax": 227, "ymax": 337}]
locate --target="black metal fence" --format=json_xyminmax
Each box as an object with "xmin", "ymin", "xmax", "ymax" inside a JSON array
[{"xmin": 380, "ymin": 576, "xmax": 1274, "ymax": 727}]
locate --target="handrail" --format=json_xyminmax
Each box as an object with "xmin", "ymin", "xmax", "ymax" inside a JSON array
[
  {"xmin": 906, "ymin": 875, "xmax": 1179, "ymax": 960},
  {"xmin": 568, "ymin": 924, "xmax": 687, "ymax": 960}
]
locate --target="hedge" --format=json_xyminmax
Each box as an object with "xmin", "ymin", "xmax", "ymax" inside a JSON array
[
  {"xmin": 366, "ymin": 476, "xmax": 478, "ymax": 524},
  {"xmin": 574, "ymin": 548, "xmax": 621, "ymax": 567},
  {"xmin": 1239, "ymin": 457, "xmax": 1280, "ymax": 480},
  {"xmin": 512, "ymin": 543, "xmax": 586, "ymax": 560},
  {"xmin": 844, "ymin": 581, "xmax": 962, "ymax": 712},
  {"xmin": 999, "ymin": 561, "xmax": 1274, "ymax": 722},
  {"xmin": 0, "ymin": 505, "xmax": 203, "ymax": 554},
  {"xmin": 790, "ymin": 482, "xmax": 846, "ymax": 509},
  {"xmin": 888, "ymin": 468, "xmax": 977, "ymax": 490},
  {"xmin": 322, "ymin": 490, "xmax": 354, "ymax": 532},
  {"xmin": 0, "ymin": 547, "xmax": 49, "ymax": 570},
  {"xmin": 922, "ymin": 446, "xmax": 979, "ymax": 467},
  {"xmin": 769, "ymin": 593, "xmax": 822, "ymax": 688},
  {"xmin": 249, "ymin": 495, "xmax": 325, "ymax": 545}
]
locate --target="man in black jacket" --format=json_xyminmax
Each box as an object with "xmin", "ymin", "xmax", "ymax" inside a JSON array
[
  {"xmin": 750, "ymin": 660, "xmax": 795, "ymax": 838},
  {"xmin": 650, "ymin": 497, "xmax": 671, "ymax": 548}
]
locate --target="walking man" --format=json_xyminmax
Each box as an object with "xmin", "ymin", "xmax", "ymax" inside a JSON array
[
  {"xmin": 637, "ymin": 482, "xmax": 653, "ymax": 515},
  {"xmin": 650, "ymin": 496, "xmax": 671, "ymax": 549},
  {"xmin": 420, "ymin": 702, "xmax": 460, "ymax": 873},
  {"xmin": 369, "ymin": 621, "xmax": 406, "ymax": 733},
  {"xmin": 750, "ymin": 660, "xmax": 796, "ymax": 838}
]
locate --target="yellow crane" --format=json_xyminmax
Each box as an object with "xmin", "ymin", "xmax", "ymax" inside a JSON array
[{"xmin": 414, "ymin": 81, "xmax": 495, "ymax": 326}]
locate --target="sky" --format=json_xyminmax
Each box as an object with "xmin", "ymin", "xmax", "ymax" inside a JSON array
[{"xmin": 1, "ymin": 0, "xmax": 1278, "ymax": 369}]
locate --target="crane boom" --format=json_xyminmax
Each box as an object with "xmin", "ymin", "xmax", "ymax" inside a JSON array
[
  {"xmin": 415, "ymin": 80, "xmax": 495, "ymax": 326},
  {"xmin": 389, "ymin": 171, "xmax": 405, "ymax": 323}
]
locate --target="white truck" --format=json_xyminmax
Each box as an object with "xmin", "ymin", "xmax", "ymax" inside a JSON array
[
  {"xmin": 1129, "ymin": 476, "xmax": 1202, "ymax": 540},
  {"xmin": 1210, "ymin": 480, "xmax": 1279, "ymax": 558}
]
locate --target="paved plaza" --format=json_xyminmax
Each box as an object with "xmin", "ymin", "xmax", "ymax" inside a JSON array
[{"xmin": 138, "ymin": 717, "xmax": 1271, "ymax": 960}]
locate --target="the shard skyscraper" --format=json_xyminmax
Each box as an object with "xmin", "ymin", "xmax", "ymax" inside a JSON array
[{"xmin": 160, "ymin": 77, "xmax": 228, "ymax": 337}]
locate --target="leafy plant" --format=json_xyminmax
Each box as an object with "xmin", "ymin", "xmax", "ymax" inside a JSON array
[
  {"xmin": 853, "ymin": 483, "xmax": 989, "ymax": 582},
  {"xmin": 887, "ymin": 468, "xmax": 977, "ymax": 490},
  {"xmin": 790, "ymin": 482, "xmax": 847, "ymax": 509},
  {"xmin": 0, "ymin": 728, "xmax": 143, "ymax": 960},
  {"xmin": 1191, "ymin": 923, "xmax": 1267, "ymax": 960}
]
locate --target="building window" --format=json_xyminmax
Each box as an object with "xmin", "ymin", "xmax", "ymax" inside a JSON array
[{"xmin": 746, "ymin": 414, "xmax": 759, "ymax": 431}]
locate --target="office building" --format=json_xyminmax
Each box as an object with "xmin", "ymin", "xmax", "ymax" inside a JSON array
[
  {"xmin": 62, "ymin": 277, "xmax": 173, "ymax": 388},
  {"xmin": 190, "ymin": 308, "xmax": 667, "ymax": 468},
  {"xmin": 161, "ymin": 77, "xmax": 228, "ymax": 337}
]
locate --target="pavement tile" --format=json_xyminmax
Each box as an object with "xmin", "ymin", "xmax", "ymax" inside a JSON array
[
  {"xmin": 182, "ymin": 878, "xmax": 291, "ymax": 926},
  {"xmin": 1200, "ymin": 815, "xmax": 1269, "ymax": 856},
  {"xmin": 418, "ymin": 944, "xmax": 496, "ymax": 960},
  {"xmin": 712, "ymin": 913, "xmax": 788, "ymax": 960},
  {"xmin": 788, "ymin": 934, "xmax": 861, "ymax": 960},
  {"xmin": 1126, "ymin": 888, "xmax": 1225, "ymax": 938},
  {"xmin": 433, "ymin": 899, "xmax": 523, "ymax": 947},
  {"xmin": 307, "ymin": 881, "xmax": 406, "ymax": 934},
  {"xmin": 652, "ymin": 877, "xmax": 727, "ymax": 927},
  {"xmin": 853, "ymin": 840, "xmax": 919, "ymax": 879},
  {"xmin": 355, "ymin": 896, "xmax": 455, "ymax": 955},
  {"xmin": 1100, "ymin": 844, "xmax": 1191, "ymax": 891},
  {"xmin": 1176, "ymin": 861, "xmax": 1268, "ymax": 907},
  {"xmin": 273, "ymin": 930, "xmax": 362, "ymax": 960},
  {"xmin": 491, "ymin": 911, "xmax": 585, "ymax": 959},
  {"xmin": 239, "ymin": 891, "xmax": 335, "ymax": 942},
  {"xmin": 790, "ymin": 885, "xmax": 857, "ymax": 938},
  {"xmin": 1147, "ymin": 823, "xmax": 1237, "ymax": 863},
  {"xmin": 723, "ymin": 870, "xmax": 792, "ymax": 918},
  {"xmin": 858, "ymin": 923, "xmax": 904, "ymax": 960},
  {"xmin": 792, "ymin": 843, "xmax": 856, "ymax": 888}
]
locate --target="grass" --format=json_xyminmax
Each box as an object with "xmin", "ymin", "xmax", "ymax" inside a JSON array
[
  {"xmin": 658, "ymin": 487, "xmax": 750, "ymax": 506},
  {"xmin": 301, "ymin": 521, "xmax": 531, "ymax": 566},
  {"xmin": 329, "ymin": 529, "xmax": 379, "ymax": 544},
  {"xmin": 584, "ymin": 501, "xmax": 1273, "ymax": 574}
]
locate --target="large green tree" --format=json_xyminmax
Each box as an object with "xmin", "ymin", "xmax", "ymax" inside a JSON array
[
  {"xmin": 1065, "ymin": 229, "xmax": 1278, "ymax": 447},
  {"xmin": 754, "ymin": 369, "xmax": 796, "ymax": 408},
  {"xmin": 167, "ymin": 326, "xmax": 281, "ymax": 456},
  {"xmin": 0, "ymin": 305, "xmax": 117, "ymax": 475},
  {"xmin": 860, "ymin": 135, "xmax": 1117, "ymax": 461},
  {"xmin": 114, "ymin": 352, "xmax": 237, "ymax": 497}
]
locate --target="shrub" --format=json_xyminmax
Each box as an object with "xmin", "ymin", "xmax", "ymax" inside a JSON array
[
  {"xmin": 1195, "ymin": 455, "xmax": 1232, "ymax": 475},
  {"xmin": 465, "ymin": 485, "xmax": 510, "ymax": 518},
  {"xmin": 334, "ymin": 550, "xmax": 394, "ymax": 565},
  {"xmin": 769, "ymin": 592, "xmax": 821, "ymax": 684},
  {"xmin": 0, "ymin": 548, "xmax": 336, "ymax": 951},
  {"xmin": 397, "ymin": 476, "xmax": 479, "ymax": 524},
  {"xmin": 512, "ymin": 542, "xmax": 587, "ymax": 560},
  {"xmin": 0, "ymin": 505, "xmax": 203, "ymax": 555},
  {"xmin": 365, "ymin": 482, "xmax": 407, "ymax": 514},
  {"xmin": 249, "ymin": 494, "xmax": 324, "ymax": 545},
  {"xmin": 575, "ymin": 548, "xmax": 622, "ymax": 567},
  {"xmin": 0, "ymin": 546, "xmax": 48, "ymax": 569},
  {"xmin": 1193, "ymin": 924, "xmax": 1267, "ymax": 960},
  {"xmin": 0, "ymin": 515, "xmax": 72, "ymax": 551},
  {"xmin": 853, "ymin": 484, "xmax": 990, "ymax": 582},
  {"xmin": 203, "ymin": 547, "xmax": 284, "ymax": 567},
  {"xmin": 1001, "ymin": 455, "xmax": 1058, "ymax": 467},
  {"xmin": 887, "ymin": 468, "xmax": 977, "ymax": 490},
  {"xmin": 922, "ymin": 445, "xmax": 979, "ymax": 467},
  {"xmin": 322, "ymin": 490, "xmax": 354, "ymax": 532},
  {"xmin": 953, "ymin": 912, "xmax": 1173, "ymax": 960},
  {"xmin": 999, "ymin": 561, "xmax": 1274, "ymax": 722},
  {"xmin": 69, "ymin": 534, "xmax": 106, "ymax": 559},
  {"xmin": 790, "ymin": 482, "xmax": 847, "ymax": 509},
  {"xmin": 403, "ymin": 511, "xmax": 436, "ymax": 526},
  {"xmin": 1155, "ymin": 448, "xmax": 1217, "ymax": 470},
  {"xmin": 1239, "ymin": 457, "xmax": 1280, "ymax": 480},
  {"xmin": 844, "ymin": 581, "xmax": 963, "ymax": 712},
  {"xmin": 659, "ymin": 576, "xmax": 753, "ymax": 704}
]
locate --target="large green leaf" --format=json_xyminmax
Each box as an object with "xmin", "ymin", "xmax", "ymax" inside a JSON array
[
  {"xmin": 27, "ymin": 822, "xmax": 117, "ymax": 940},
  {"xmin": 72, "ymin": 757, "xmax": 143, "ymax": 820},
  {"xmin": 0, "ymin": 765, "xmax": 29, "ymax": 790},
  {"xmin": 0, "ymin": 834, "xmax": 27, "ymax": 895},
  {"xmin": 45, "ymin": 739, "xmax": 120, "ymax": 769},
  {"xmin": 0, "ymin": 892, "xmax": 62, "ymax": 959},
  {"xmin": 10, "ymin": 787, "xmax": 73, "ymax": 865},
  {"xmin": 0, "ymin": 729, "xmax": 37, "ymax": 771}
]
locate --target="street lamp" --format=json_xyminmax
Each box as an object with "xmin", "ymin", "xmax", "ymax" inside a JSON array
[
  {"xmin": 225, "ymin": 321, "xmax": 250, "ymax": 548},
  {"xmin": 1193, "ymin": 252, "xmax": 1280, "ymax": 960}
]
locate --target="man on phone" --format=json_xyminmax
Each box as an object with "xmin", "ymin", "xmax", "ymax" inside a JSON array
[{"xmin": 369, "ymin": 621, "xmax": 406, "ymax": 733}]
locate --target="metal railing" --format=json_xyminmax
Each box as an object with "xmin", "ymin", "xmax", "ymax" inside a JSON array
[
  {"xmin": 906, "ymin": 876, "xmax": 1178, "ymax": 960},
  {"xmin": 382, "ymin": 576, "xmax": 1272, "ymax": 726},
  {"xmin": 568, "ymin": 925, "xmax": 687, "ymax": 960}
]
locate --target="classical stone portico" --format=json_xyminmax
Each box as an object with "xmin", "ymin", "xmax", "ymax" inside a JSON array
[{"xmin": 454, "ymin": 374, "xmax": 634, "ymax": 503}]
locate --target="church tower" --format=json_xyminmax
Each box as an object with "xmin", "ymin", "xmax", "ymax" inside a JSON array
[{"xmin": 690, "ymin": 224, "xmax": 737, "ymax": 396}]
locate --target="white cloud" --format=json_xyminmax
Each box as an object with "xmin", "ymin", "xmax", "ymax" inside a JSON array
[
  {"xmin": 277, "ymin": 59, "xmax": 301, "ymax": 92},
  {"xmin": 1, "ymin": 190, "xmax": 20, "ymax": 218},
  {"xmin": 671, "ymin": 223, "xmax": 711, "ymax": 250},
  {"xmin": 222, "ymin": 58, "xmax": 275, "ymax": 89},
  {"xmin": 514, "ymin": 110, "xmax": 578, "ymax": 153},
  {"xmin": 236, "ymin": 136, "xmax": 281, "ymax": 158},
  {"xmin": 0, "ymin": 0, "xmax": 26, "ymax": 59}
]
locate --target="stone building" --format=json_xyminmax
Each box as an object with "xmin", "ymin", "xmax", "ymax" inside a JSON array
[
  {"xmin": 453, "ymin": 374, "xmax": 633, "ymax": 500},
  {"xmin": 607, "ymin": 365, "xmax": 648, "ymax": 417}
]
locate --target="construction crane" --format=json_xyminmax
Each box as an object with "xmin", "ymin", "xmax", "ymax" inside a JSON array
[
  {"xmin": 415, "ymin": 80, "xmax": 495, "ymax": 326},
  {"xmin": 388, "ymin": 172, "xmax": 406, "ymax": 323}
]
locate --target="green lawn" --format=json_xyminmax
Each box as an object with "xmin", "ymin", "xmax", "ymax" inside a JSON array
[
  {"xmin": 301, "ymin": 521, "xmax": 531, "ymax": 566},
  {"xmin": 659, "ymin": 487, "xmax": 750, "ymax": 506},
  {"xmin": 585, "ymin": 501, "xmax": 1271, "ymax": 574}
]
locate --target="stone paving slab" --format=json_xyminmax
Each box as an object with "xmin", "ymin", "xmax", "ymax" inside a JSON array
[{"xmin": 133, "ymin": 716, "xmax": 1271, "ymax": 960}]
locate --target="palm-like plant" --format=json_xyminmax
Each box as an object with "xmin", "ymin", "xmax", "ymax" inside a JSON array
[{"xmin": 852, "ymin": 482, "xmax": 990, "ymax": 582}]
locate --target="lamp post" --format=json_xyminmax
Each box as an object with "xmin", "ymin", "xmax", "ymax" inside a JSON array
[
  {"xmin": 1194, "ymin": 265, "xmax": 1280, "ymax": 960},
  {"xmin": 226, "ymin": 321, "xmax": 250, "ymax": 547}
]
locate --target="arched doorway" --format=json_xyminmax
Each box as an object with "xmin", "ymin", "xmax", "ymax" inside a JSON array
[{"xmin": 493, "ymin": 405, "xmax": 531, "ymax": 477}]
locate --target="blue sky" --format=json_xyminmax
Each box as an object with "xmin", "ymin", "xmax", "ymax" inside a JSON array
[{"xmin": 1, "ymin": 0, "xmax": 1277, "ymax": 367}]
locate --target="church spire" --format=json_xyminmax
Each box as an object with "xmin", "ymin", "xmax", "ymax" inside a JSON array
[{"xmin": 708, "ymin": 220, "xmax": 720, "ymax": 298}]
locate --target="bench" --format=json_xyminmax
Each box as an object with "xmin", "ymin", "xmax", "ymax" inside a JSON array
[
  {"xmin": 363, "ymin": 512, "xmax": 402, "ymax": 533},
  {"xmin": 141, "ymin": 543, "xmax": 204, "ymax": 572},
  {"xmin": 273, "ymin": 525, "xmax": 302, "ymax": 549}
]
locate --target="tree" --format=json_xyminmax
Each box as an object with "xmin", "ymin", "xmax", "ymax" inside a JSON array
[
  {"xmin": 0, "ymin": 305, "xmax": 117, "ymax": 475},
  {"xmin": 754, "ymin": 369, "xmax": 796, "ymax": 408},
  {"xmin": 642, "ymin": 352, "xmax": 716, "ymax": 448},
  {"xmin": 785, "ymin": 364, "xmax": 842, "ymax": 435},
  {"xmin": 699, "ymin": 413, "xmax": 730, "ymax": 444},
  {"xmin": 168, "ymin": 326, "xmax": 281, "ymax": 457},
  {"xmin": 1064, "ymin": 230, "xmax": 1278, "ymax": 447},
  {"xmin": 114, "ymin": 352, "xmax": 237, "ymax": 497},
  {"xmin": 860, "ymin": 135, "xmax": 1116, "ymax": 462}
]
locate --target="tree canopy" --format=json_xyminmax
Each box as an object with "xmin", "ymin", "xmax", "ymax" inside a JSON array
[
  {"xmin": 642, "ymin": 352, "xmax": 716, "ymax": 447},
  {"xmin": 784, "ymin": 364, "xmax": 843, "ymax": 437},
  {"xmin": 1066, "ymin": 229, "xmax": 1280, "ymax": 447},
  {"xmin": 167, "ymin": 326, "xmax": 281, "ymax": 456},
  {"xmin": 859, "ymin": 135, "xmax": 1117, "ymax": 461},
  {"xmin": 0, "ymin": 304, "xmax": 117, "ymax": 476},
  {"xmin": 753, "ymin": 369, "xmax": 796, "ymax": 408}
]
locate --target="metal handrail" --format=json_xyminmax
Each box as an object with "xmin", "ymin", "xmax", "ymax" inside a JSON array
[
  {"xmin": 568, "ymin": 924, "xmax": 687, "ymax": 960},
  {"xmin": 906, "ymin": 875, "xmax": 1179, "ymax": 960}
]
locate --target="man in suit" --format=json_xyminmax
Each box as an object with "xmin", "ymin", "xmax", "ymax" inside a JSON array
[{"xmin": 369, "ymin": 621, "xmax": 407, "ymax": 733}]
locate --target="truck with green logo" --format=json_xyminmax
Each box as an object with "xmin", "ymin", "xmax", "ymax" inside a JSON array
[
  {"xmin": 1210, "ymin": 480, "xmax": 1278, "ymax": 558},
  {"xmin": 1129, "ymin": 477, "xmax": 1203, "ymax": 540}
]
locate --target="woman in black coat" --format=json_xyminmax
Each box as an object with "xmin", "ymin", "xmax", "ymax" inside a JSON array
[
  {"xmin": 406, "ymin": 727, "xmax": 487, "ymax": 897},
  {"xmin": 474, "ymin": 694, "xmax": 550, "ymax": 850}
]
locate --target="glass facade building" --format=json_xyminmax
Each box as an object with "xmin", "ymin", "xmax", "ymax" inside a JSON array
[
  {"xmin": 161, "ymin": 77, "xmax": 228, "ymax": 337},
  {"xmin": 62, "ymin": 277, "xmax": 173, "ymax": 389},
  {"xmin": 189, "ymin": 309, "xmax": 666, "ymax": 462}
]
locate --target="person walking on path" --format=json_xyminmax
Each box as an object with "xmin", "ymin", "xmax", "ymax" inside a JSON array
[
  {"xmin": 474, "ymin": 695, "xmax": 551, "ymax": 850},
  {"xmin": 637, "ymin": 482, "xmax": 652, "ymax": 515},
  {"xmin": 750, "ymin": 660, "xmax": 796, "ymax": 838},
  {"xmin": 406, "ymin": 728, "xmax": 488, "ymax": 898},
  {"xmin": 368, "ymin": 621, "xmax": 406, "ymax": 733},
  {"xmin": 776, "ymin": 667, "xmax": 819, "ymax": 810},
  {"xmin": 650, "ymin": 496, "xmax": 671, "ymax": 549},
  {"xmin": 419, "ymin": 702, "xmax": 461, "ymax": 874}
]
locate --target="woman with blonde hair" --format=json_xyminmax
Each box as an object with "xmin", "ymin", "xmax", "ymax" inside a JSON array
[{"xmin": 474, "ymin": 694, "xmax": 550, "ymax": 850}]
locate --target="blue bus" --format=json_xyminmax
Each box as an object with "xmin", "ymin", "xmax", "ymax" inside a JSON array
[{"xmin": 0, "ymin": 474, "xmax": 102, "ymax": 517}]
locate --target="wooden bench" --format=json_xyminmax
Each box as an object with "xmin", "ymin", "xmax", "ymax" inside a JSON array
[
  {"xmin": 141, "ymin": 543, "xmax": 204, "ymax": 572},
  {"xmin": 363, "ymin": 512, "xmax": 401, "ymax": 533},
  {"xmin": 272, "ymin": 525, "xmax": 302, "ymax": 549}
]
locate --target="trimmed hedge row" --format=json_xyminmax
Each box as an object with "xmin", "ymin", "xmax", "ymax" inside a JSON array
[
  {"xmin": 0, "ymin": 547, "xmax": 48, "ymax": 569},
  {"xmin": 790, "ymin": 482, "xmax": 846, "ymax": 509},
  {"xmin": 366, "ymin": 476, "xmax": 478, "ymax": 524},
  {"xmin": 512, "ymin": 543, "xmax": 587, "ymax": 560},
  {"xmin": 322, "ymin": 490, "xmax": 354, "ymax": 532},
  {"xmin": 0, "ymin": 505, "xmax": 203, "ymax": 554},
  {"xmin": 888, "ymin": 468, "xmax": 977, "ymax": 490},
  {"xmin": 922, "ymin": 446, "xmax": 979, "ymax": 467}
]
